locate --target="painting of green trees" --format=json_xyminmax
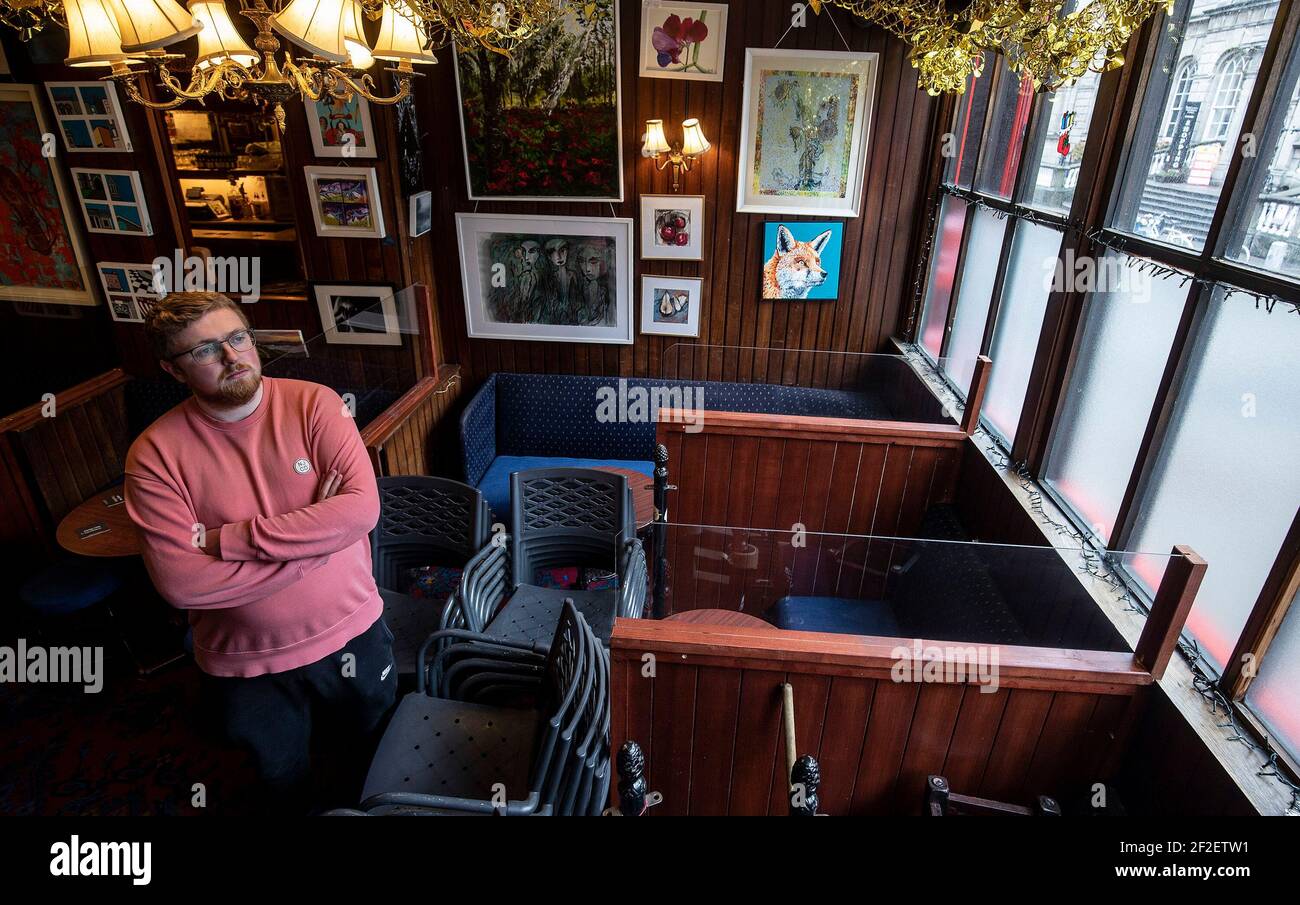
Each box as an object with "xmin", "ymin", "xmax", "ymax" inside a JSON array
[{"xmin": 455, "ymin": 0, "xmax": 622, "ymax": 200}]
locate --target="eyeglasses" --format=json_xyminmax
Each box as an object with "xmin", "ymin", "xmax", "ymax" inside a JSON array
[{"xmin": 170, "ymin": 329, "xmax": 257, "ymax": 365}]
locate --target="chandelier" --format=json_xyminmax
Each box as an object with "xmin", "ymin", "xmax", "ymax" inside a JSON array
[
  {"xmin": 827, "ymin": 0, "xmax": 1174, "ymax": 94},
  {"xmin": 4, "ymin": 0, "xmax": 567, "ymax": 125}
]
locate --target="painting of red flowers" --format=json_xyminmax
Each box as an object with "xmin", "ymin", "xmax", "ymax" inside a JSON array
[
  {"xmin": 455, "ymin": 0, "xmax": 623, "ymax": 201},
  {"xmin": 639, "ymin": 2, "xmax": 728, "ymax": 82},
  {"xmin": 0, "ymin": 84, "xmax": 93, "ymax": 305}
]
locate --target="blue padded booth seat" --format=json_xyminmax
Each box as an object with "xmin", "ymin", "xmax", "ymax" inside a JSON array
[
  {"xmin": 19, "ymin": 560, "xmax": 124, "ymax": 617},
  {"xmin": 769, "ymin": 596, "xmax": 903, "ymax": 638},
  {"xmin": 478, "ymin": 455, "xmax": 654, "ymax": 523}
]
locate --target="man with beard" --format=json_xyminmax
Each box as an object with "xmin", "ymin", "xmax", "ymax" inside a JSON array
[{"xmin": 123, "ymin": 292, "xmax": 394, "ymax": 814}]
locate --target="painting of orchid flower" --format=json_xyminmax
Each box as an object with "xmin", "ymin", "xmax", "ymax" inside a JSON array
[{"xmin": 639, "ymin": 2, "xmax": 728, "ymax": 82}]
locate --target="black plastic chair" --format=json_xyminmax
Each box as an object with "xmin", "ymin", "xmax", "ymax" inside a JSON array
[
  {"xmin": 371, "ymin": 476, "xmax": 492, "ymax": 675},
  {"xmin": 355, "ymin": 600, "xmax": 604, "ymax": 816},
  {"xmin": 443, "ymin": 468, "xmax": 647, "ymax": 651}
]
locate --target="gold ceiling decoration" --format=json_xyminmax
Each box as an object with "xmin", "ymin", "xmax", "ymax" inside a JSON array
[
  {"xmin": 0, "ymin": 0, "xmax": 567, "ymax": 124},
  {"xmin": 410, "ymin": 0, "xmax": 568, "ymax": 56},
  {"xmin": 0, "ymin": 0, "xmax": 63, "ymax": 39},
  {"xmin": 825, "ymin": 0, "xmax": 1174, "ymax": 94}
]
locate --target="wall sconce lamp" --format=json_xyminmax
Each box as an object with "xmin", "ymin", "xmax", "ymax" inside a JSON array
[{"xmin": 642, "ymin": 117, "xmax": 711, "ymax": 192}]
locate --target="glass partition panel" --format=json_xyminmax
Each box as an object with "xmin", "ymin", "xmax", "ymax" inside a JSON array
[
  {"xmin": 257, "ymin": 283, "xmax": 423, "ymax": 428},
  {"xmin": 660, "ymin": 344, "xmax": 968, "ymax": 425},
  {"xmin": 634, "ymin": 523, "xmax": 1186, "ymax": 654}
]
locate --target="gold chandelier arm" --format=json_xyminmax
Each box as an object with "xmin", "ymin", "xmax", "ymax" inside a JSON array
[
  {"xmin": 327, "ymin": 68, "xmax": 421, "ymax": 106},
  {"xmin": 155, "ymin": 60, "xmax": 251, "ymax": 101}
]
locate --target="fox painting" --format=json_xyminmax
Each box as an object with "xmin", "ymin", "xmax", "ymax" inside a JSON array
[{"xmin": 762, "ymin": 225, "xmax": 836, "ymax": 299}]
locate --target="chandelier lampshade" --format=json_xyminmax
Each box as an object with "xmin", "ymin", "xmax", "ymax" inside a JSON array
[
  {"xmin": 64, "ymin": 0, "xmax": 138, "ymax": 66},
  {"xmin": 272, "ymin": 0, "xmax": 349, "ymax": 62},
  {"xmin": 189, "ymin": 0, "xmax": 258, "ymax": 69},
  {"xmin": 341, "ymin": 0, "xmax": 375, "ymax": 69},
  {"xmin": 679, "ymin": 118, "xmax": 710, "ymax": 156},
  {"xmin": 109, "ymin": 0, "xmax": 201, "ymax": 53},
  {"xmin": 372, "ymin": 0, "xmax": 436, "ymax": 64}
]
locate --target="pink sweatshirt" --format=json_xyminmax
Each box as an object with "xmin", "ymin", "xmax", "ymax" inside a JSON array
[{"xmin": 124, "ymin": 377, "xmax": 383, "ymax": 678}]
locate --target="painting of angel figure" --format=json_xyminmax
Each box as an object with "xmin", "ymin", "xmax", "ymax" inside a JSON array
[
  {"xmin": 456, "ymin": 213, "xmax": 634, "ymax": 344},
  {"xmin": 737, "ymin": 48, "xmax": 879, "ymax": 217}
]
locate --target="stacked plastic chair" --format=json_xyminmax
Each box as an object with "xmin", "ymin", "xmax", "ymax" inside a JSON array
[
  {"xmin": 348, "ymin": 600, "xmax": 611, "ymax": 816},
  {"xmin": 440, "ymin": 468, "xmax": 648, "ymax": 651},
  {"xmin": 370, "ymin": 476, "xmax": 492, "ymax": 675}
]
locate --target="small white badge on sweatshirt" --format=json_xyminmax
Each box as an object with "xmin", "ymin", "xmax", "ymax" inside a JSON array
[{"xmin": 293, "ymin": 458, "xmax": 312, "ymax": 475}]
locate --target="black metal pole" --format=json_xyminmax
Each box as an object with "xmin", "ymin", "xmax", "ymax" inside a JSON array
[{"xmin": 652, "ymin": 443, "xmax": 668, "ymax": 620}]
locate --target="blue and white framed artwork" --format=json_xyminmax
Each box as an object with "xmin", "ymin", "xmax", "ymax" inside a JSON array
[{"xmin": 760, "ymin": 221, "xmax": 843, "ymax": 300}]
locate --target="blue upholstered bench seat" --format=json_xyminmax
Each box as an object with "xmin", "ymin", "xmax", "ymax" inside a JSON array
[
  {"xmin": 477, "ymin": 455, "xmax": 654, "ymax": 522},
  {"xmin": 460, "ymin": 372, "xmax": 897, "ymax": 516},
  {"xmin": 769, "ymin": 596, "xmax": 904, "ymax": 637}
]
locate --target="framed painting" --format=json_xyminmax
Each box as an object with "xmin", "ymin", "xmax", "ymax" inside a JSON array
[
  {"xmin": 0, "ymin": 83, "xmax": 95, "ymax": 304},
  {"xmin": 641, "ymin": 274, "xmax": 702, "ymax": 337},
  {"xmin": 640, "ymin": 194, "xmax": 704, "ymax": 260},
  {"xmin": 456, "ymin": 212, "xmax": 634, "ymax": 344},
  {"xmin": 304, "ymin": 93, "xmax": 376, "ymax": 159},
  {"xmin": 639, "ymin": 1, "xmax": 727, "ymax": 82},
  {"xmin": 453, "ymin": 0, "xmax": 623, "ymax": 201},
  {"xmin": 70, "ymin": 167, "xmax": 153, "ymax": 236},
  {"xmin": 737, "ymin": 48, "xmax": 878, "ymax": 217},
  {"xmin": 303, "ymin": 166, "xmax": 386, "ymax": 238},
  {"xmin": 97, "ymin": 262, "xmax": 163, "ymax": 323},
  {"xmin": 760, "ymin": 222, "xmax": 843, "ymax": 300},
  {"xmin": 409, "ymin": 190, "xmax": 432, "ymax": 237},
  {"xmin": 46, "ymin": 82, "xmax": 132, "ymax": 152},
  {"xmin": 312, "ymin": 282, "xmax": 402, "ymax": 346}
]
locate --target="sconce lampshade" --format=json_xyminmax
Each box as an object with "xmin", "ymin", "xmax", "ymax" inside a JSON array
[
  {"xmin": 63, "ymin": 0, "xmax": 135, "ymax": 67},
  {"xmin": 189, "ymin": 0, "xmax": 258, "ymax": 70},
  {"xmin": 272, "ymin": 0, "xmax": 349, "ymax": 63},
  {"xmin": 680, "ymin": 118, "xmax": 710, "ymax": 156},
  {"xmin": 372, "ymin": 0, "xmax": 437, "ymax": 64},
  {"xmin": 110, "ymin": 0, "xmax": 201, "ymax": 53},
  {"xmin": 642, "ymin": 119, "xmax": 671, "ymax": 155},
  {"xmin": 341, "ymin": 0, "xmax": 375, "ymax": 69}
]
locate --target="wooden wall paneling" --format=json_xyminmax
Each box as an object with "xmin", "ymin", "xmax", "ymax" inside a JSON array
[
  {"xmin": 939, "ymin": 683, "xmax": 1011, "ymax": 794},
  {"xmin": 811, "ymin": 675, "xmax": 875, "ymax": 814},
  {"xmin": 685, "ymin": 665, "xmax": 744, "ymax": 815},
  {"xmin": 764, "ymin": 672, "xmax": 831, "ymax": 815},
  {"xmin": 649, "ymin": 660, "xmax": 698, "ymax": 813},
  {"xmin": 726, "ymin": 668, "xmax": 788, "ymax": 815},
  {"xmin": 977, "ymin": 688, "xmax": 1054, "ymax": 801},
  {"xmin": 893, "ymin": 682, "xmax": 965, "ymax": 813},
  {"xmin": 850, "ymin": 679, "xmax": 920, "ymax": 814}
]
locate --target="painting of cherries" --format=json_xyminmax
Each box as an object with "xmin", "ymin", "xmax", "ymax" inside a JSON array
[{"xmin": 655, "ymin": 209, "xmax": 692, "ymax": 247}]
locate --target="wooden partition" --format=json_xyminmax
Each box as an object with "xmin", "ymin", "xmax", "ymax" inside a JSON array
[
  {"xmin": 611, "ymin": 620, "xmax": 1149, "ymax": 815},
  {"xmin": 610, "ymin": 541, "xmax": 1206, "ymax": 816},
  {"xmin": 655, "ymin": 358, "xmax": 989, "ymax": 548}
]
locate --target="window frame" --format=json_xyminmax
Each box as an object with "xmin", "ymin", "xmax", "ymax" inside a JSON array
[{"xmin": 908, "ymin": 0, "xmax": 1300, "ymax": 771}]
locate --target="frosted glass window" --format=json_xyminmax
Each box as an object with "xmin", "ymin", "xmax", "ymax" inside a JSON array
[
  {"xmin": 940, "ymin": 206, "xmax": 1006, "ymax": 396},
  {"xmin": 1128, "ymin": 287, "xmax": 1300, "ymax": 671},
  {"xmin": 982, "ymin": 223, "xmax": 1063, "ymax": 443},
  {"xmin": 945, "ymin": 71, "xmax": 994, "ymax": 188},
  {"xmin": 975, "ymin": 62, "xmax": 1035, "ymax": 199},
  {"xmin": 918, "ymin": 196, "xmax": 969, "ymax": 361},
  {"xmin": 1245, "ymin": 588, "xmax": 1300, "ymax": 764},
  {"xmin": 1044, "ymin": 253, "xmax": 1189, "ymax": 541}
]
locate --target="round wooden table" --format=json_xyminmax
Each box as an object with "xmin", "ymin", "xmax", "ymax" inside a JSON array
[
  {"xmin": 596, "ymin": 466, "xmax": 656, "ymax": 529},
  {"xmin": 665, "ymin": 608, "xmax": 771, "ymax": 629},
  {"xmin": 56, "ymin": 481, "xmax": 142, "ymax": 557}
]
